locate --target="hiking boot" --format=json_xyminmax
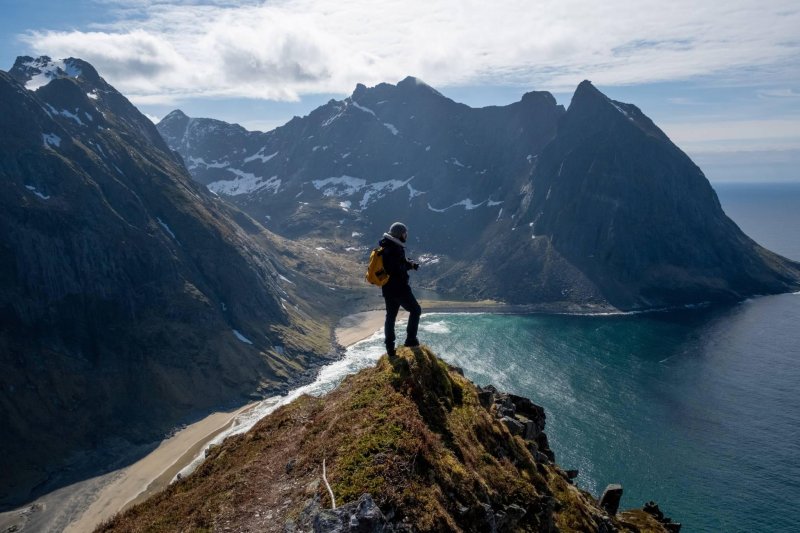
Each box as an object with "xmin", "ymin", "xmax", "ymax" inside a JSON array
[
  {"xmin": 386, "ymin": 345, "xmax": 397, "ymax": 358},
  {"xmin": 403, "ymin": 339, "xmax": 420, "ymax": 347}
]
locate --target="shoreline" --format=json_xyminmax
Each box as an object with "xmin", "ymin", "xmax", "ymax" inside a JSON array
[
  {"xmin": 63, "ymin": 401, "xmax": 258, "ymax": 533},
  {"xmin": 335, "ymin": 299, "xmax": 514, "ymax": 347}
]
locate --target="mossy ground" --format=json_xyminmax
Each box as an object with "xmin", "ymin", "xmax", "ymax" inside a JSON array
[{"xmin": 98, "ymin": 347, "xmax": 671, "ymax": 532}]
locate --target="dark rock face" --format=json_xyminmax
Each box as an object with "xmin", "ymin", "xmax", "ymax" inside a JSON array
[
  {"xmin": 0, "ymin": 57, "xmax": 320, "ymax": 507},
  {"xmin": 158, "ymin": 78, "xmax": 800, "ymax": 310},
  {"xmin": 599, "ymin": 484, "xmax": 624, "ymax": 515},
  {"xmin": 522, "ymin": 81, "xmax": 800, "ymax": 308},
  {"xmin": 157, "ymin": 78, "xmax": 563, "ymax": 259},
  {"xmin": 643, "ymin": 501, "xmax": 682, "ymax": 532},
  {"xmin": 479, "ymin": 385, "xmax": 556, "ymax": 464}
]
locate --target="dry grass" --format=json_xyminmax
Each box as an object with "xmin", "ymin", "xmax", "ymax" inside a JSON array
[{"xmin": 98, "ymin": 347, "xmax": 671, "ymax": 532}]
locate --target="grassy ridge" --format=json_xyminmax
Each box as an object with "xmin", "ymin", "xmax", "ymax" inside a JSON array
[{"xmin": 98, "ymin": 347, "xmax": 671, "ymax": 532}]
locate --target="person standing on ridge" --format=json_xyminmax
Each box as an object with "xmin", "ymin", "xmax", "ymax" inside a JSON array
[{"xmin": 379, "ymin": 222, "xmax": 421, "ymax": 357}]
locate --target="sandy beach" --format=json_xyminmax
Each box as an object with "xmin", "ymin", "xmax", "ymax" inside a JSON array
[
  {"xmin": 64, "ymin": 402, "xmax": 256, "ymax": 533},
  {"xmin": 0, "ymin": 403, "xmax": 256, "ymax": 533},
  {"xmin": 335, "ymin": 299, "xmax": 509, "ymax": 347},
  {"xmin": 335, "ymin": 308, "xmax": 398, "ymax": 346},
  {"xmin": 0, "ymin": 301, "xmax": 506, "ymax": 533}
]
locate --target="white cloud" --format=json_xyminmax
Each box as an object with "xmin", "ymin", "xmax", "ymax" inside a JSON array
[
  {"xmin": 661, "ymin": 118, "xmax": 800, "ymax": 152},
  {"xmin": 758, "ymin": 89, "xmax": 800, "ymax": 99},
  {"xmin": 143, "ymin": 112, "xmax": 161, "ymax": 123},
  {"xmin": 17, "ymin": 0, "xmax": 800, "ymax": 102}
]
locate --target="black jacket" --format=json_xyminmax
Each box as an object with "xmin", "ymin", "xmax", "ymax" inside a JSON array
[{"xmin": 379, "ymin": 236, "xmax": 413, "ymax": 296}]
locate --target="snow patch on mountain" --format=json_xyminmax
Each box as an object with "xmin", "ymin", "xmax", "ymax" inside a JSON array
[
  {"xmin": 427, "ymin": 198, "xmax": 486, "ymax": 212},
  {"xmin": 244, "ymin": 149, "xmax": 278, "ymax": 164},
  {"xmin": 45, "ymin": 104, "xmax": 85, "ymax": 126},
  {"xmin": 359, "ymin": 178, "xmax": 413, "ymax": 209},
  {"xmin": 156, "ymin": 217, "xmax": 179, "ymax": 242},
  {"xmin": 383, "ymin": 123, "xmax": 399, "ymax": 135},
  {"xmin": 407, "ymin": 182, "xmax": 425, "ymax": 200},
  {"xmin": 351, "ymin": 101, "xmax": 377, "ymax": 117},
  {"xmin": 23, "ymin": 58, "xmax": 82, "ymax": 91},
  {"xmin": 42, "ymin": 133, "xmax": 61, "ymax": 148},
  {"xmin": 187, "ymin": 156, "xmax": 230, "ymax": 170},
  {"xmin": 232, "ymin": 329, "xmax": 254, "ymax": 344},
  {"xmin": 208, "ymin": 172, "xmax": 281, "ymax": 196},
  {"xmin": 322, "ymin": 103, "xmax": 347, "ymax": 127},
  {"xmin": 312, "ymin": 176, "xmax": 367, "ymax": 197},
  {"xmin": 609, "ymin": 100, "xmax": 635, "ymax": 121},
  {"xmin": 311, "ymin": 175, "xmax": 413, "ymax": 209},
  {"xmin": 25, "ymin": 184, "xmax": 50, "ymax": 200}
]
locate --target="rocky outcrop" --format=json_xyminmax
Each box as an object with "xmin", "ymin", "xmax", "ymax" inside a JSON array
[
  {"xmin": 288, "ymin": 493, "xmax": 391, "ymax": 532},
  {"xmin": 599, "ymin": 485, "xmax": 624, "ymax": 515},
  {"xmin": 99, "ymin": 346, "xmax": 676, "ymax": 532}
]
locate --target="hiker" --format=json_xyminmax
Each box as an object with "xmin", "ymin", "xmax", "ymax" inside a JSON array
[{"xmin": 379, "ymin": 222, "xmax": 421, "ymax": 357}]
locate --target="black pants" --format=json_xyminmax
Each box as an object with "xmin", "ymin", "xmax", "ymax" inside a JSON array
[{"xmin": 383, "ymin": 286, "xmax": 422, "ymax": 348}]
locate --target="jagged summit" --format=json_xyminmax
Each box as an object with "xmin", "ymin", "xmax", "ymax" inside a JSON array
[
  {"xmin": 162, "ymin": 108, "xmax": 188, "ymax": 121},
  {"xmin": 8, "ymin": 55, "xmax": 98, "ymax": 91},
  {"xmin": 351, "ymin": 75, "xmax": 449, "ymax": 103},
  {"xmin": 99, "ymin": 346, "xmax": 677, "ymax": 532},
  {"xmin": 568, "ymin": 79, "xmax": 629, "ymax": 118},
  {"xmin": 396, "ymin": 75, "xmax": 444, "ymax": 95}
]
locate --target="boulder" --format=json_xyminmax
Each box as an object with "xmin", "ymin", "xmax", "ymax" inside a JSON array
[
  {"xmin": 501, "ymin": 416, "xmax": 525, "ymax": 436},
  {"xmin": 312, "ymin": 494, "xmax": 390, "ymax": 532},
  {"xmin": 599, "ymin": 484, "xmax": 623, "ymax": 515},
  {"xmin": 477, "ymin": 389, "xmax": 495, "ymax": 409},
  {"xmin": 508, "ymin": 394, "xmax": 546, "ymax": 433},
  {"xmin": 289, "ymin": 493, "xmax": 393, "ymax": 532},
  {"xmin": 643, "ymin": 501, "xmax": 664, "ymax": 521}
]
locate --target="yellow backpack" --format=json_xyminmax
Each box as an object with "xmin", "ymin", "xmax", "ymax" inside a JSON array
[{"xmin": 365, "ymin": 247, "xmax": 390, "ymax": 286}]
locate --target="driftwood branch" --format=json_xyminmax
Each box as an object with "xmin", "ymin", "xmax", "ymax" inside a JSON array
[{"xmin": 322, "ymin": 457, "xmax": 336, "ymax": 509}]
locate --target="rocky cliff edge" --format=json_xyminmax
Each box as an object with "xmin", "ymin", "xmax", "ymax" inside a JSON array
[{"xmin": 99, "ymin": 346, "xmax": 678, "ymax": 532}]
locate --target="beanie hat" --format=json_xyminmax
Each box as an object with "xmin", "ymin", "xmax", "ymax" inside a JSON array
[{"xmin": 389, "ymin": 222, "xmax": 408, "ymax": 238}]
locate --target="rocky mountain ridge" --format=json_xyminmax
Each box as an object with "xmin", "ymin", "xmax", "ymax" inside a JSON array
[
  {"xmin": 0, "ymin": 56, "xmax": 343, "ymax": 508},
  {"xmin": 158, "ymin": 78, "xmax": 800, "ymax": 310},
  {"xmin": 99, "ymin": 346, "xmax": 680, "ymax": 532}
]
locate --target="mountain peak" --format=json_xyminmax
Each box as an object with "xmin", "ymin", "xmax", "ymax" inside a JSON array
[
  {"xmin": 9, "ymin": 55, "xmax": 89, "ymax": 91},
  {"xmin": 570, "ymin": 79, "xmax": 605, "ymax": 107},
  {"xmin": 396, "ymin": 75, "xmax": 444, "ymax": 97},
  {"xmin": 160, "ymin": 109, "xmax": 189, "ymax": 123},
  {"xmin": 520, "ymin": 89, "xmax": 558, "ymax": 107}
]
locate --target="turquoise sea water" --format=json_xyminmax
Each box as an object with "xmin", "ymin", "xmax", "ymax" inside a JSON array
[{"xmin": 346, "ymin": 182, "xmax": 800, "ymax": 532}]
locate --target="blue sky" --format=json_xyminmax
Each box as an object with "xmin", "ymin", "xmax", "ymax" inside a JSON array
[{"xmin": 2, "ymin": 0, "xmax": 799, "ymax": 182}]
